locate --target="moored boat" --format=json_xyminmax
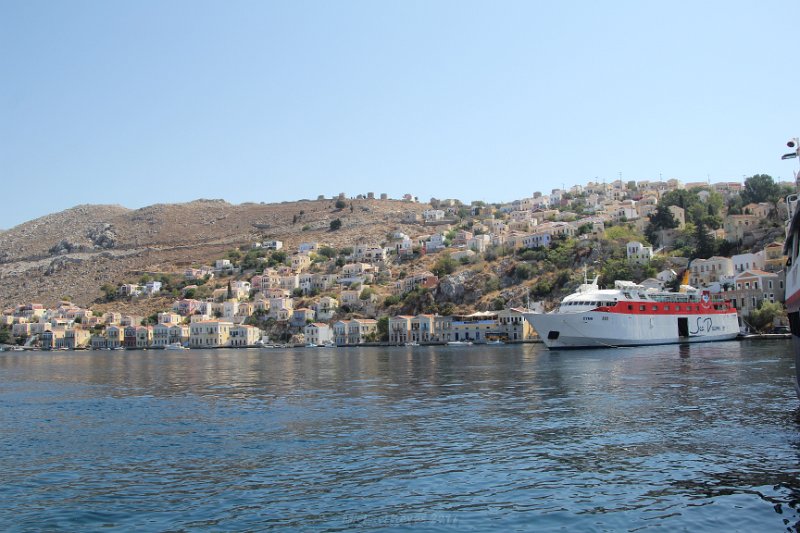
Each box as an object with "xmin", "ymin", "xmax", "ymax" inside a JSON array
[
  {"xmin": 525, "ymin": 277, "xmax": 739, "ymax": 349},
  {"xmin": 781, "ymin": 137, "xmax": 800, "ymax": 398},
  {"xmin": 164, "ymin": 343, "xmax": 188, "ymax": 350}
]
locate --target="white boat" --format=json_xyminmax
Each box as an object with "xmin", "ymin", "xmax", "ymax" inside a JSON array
[
  {"xmin": 782, "ymin": 138, "xmax": 800, "ymax": 398},
  {"xmin": 404, "ymin": 342, "xmax": 420, "ymax": 346},
  {"xmin": 164, "ymin": 343, "xmax": 188, "ymax": 350},
  {"xmin": 524, "ymin": 277, "xmax": 739, "ymax": 349},
  {"xmin": 446, "ymin": 341, "xmax": 473, "ymax": 346},
  {"xmin": 487, "ymin": 340, "xmax": 505, "ymax": 345},
  {"xmin": 305, "ymin": 343, "xmax": 318, "ymax": 348}
]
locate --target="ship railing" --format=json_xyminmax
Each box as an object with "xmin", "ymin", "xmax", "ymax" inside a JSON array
[{"xmin": 787, "ymin": 194, "xmax": 799, "ymax": 221}]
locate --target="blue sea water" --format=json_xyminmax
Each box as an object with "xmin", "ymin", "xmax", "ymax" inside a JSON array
[{"xmin": 1, "ymin": 340, "xmax": 799, "ymax": 531}]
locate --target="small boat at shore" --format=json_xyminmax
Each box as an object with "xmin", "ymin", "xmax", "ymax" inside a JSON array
[
  {"xmin": 164, "ymin": 343, "xmax": 189, "ymax": 350},
  {"xmin": 446, "ymin": 341, "xmax": 473, "ymax": 346}
]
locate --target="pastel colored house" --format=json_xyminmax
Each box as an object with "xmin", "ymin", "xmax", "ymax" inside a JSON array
[
  {"xmin": 304, "ymin": 323, "xmax": 333, "ymax": 345},
  {"xmin": 189, "ymin": 320, "xmax": 233, "ymax": 348}
]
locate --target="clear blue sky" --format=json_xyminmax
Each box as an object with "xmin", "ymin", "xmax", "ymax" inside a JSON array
[{"xmin": 2, "ymin": 1, "xmax": 800, "ymax": 229}]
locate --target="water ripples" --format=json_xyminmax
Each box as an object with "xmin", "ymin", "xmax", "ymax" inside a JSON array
[{"xmin": 1, "ymin": 341, "xmax": 800, "ymax": 531}]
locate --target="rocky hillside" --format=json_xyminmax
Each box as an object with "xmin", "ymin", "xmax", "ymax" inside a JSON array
[{"xmin": 0, "ymin": 198, "xmax": 429, "ymax": 309}]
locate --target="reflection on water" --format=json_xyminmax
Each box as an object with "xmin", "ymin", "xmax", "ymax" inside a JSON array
[{"xmin": 1, "ymin": 341, "xmax": 799, "ymax": 531}]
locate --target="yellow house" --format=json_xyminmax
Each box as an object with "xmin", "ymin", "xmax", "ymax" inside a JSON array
[{"xmin": 189, "ymin": 320, "xmax": 233, "ymax": 348}]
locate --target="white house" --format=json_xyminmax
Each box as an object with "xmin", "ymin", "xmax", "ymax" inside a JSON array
[
  {"xmin": 304, "ymin": 323, "xmax": 333, "ymax": 345},
  {"xmin": 731, "ymin": 251, "xmax": 766, "ymax": 274},
  {"xmin": 626, "ymin": 241, "xmax": 653, "ymax": 265}
]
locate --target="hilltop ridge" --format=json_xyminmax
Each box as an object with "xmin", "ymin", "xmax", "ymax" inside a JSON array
[{"xmin": 0, "ymin": 197, "xmax": 429, "ymax": 309}]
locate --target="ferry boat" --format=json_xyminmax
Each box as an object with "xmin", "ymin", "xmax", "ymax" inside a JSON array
[
  {"xmin": 781, "ymin": 137, "xmax": 800, "ymax": 397},
  {"xmin": 524, "ymin": 277, "xmax": 739, "ymax": 349}
]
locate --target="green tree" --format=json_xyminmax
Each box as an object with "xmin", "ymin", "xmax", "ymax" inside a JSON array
[
  {"xmin": 377, "ymin": 316, "xmax": 389, "ymax": 341},
  {"xmin": 741, "ymin": 174, "xmax": 780, "ymax": 205},
  {"xmin": 330, "ymin": 219, "xmax": 342, "ymax": 231},
  {"xmin": 748, "ymin": 301, "xmax": 785, "ymax": 332},
  {"xmin": 383, "ymin": 295, "xmax": 402, "ymax": 306},
  {"xmin": 532, "ymin": 279, "xmax": 552, "ymax": 297},
  {"xmin": 269, "ymin": 251, "xmax": 287, "ymax": 267},
  {"xmin": 599, "ymin": 259, "xmax": 634, "ymax": 288},
  {"xmin": 335, "ymin": 198, "xmax": 347, "ymax": 209},
  {"xmin": 318, "ymin": 246, "xmax": 337, "ymax": 259},
  {"xmin": 100, "ymin": 283, "xmax": 117, "ymax": 302},
  {"xmin": 432, "ymin": 254, "xmax": 457, "ymax": 277},
  {"xmin": 359, "ymin": 287, "xmax": 375, "ymax": 300},
  {"xmin": 693, "ymin": 215, "xmax": 716, "ymax": 259},
  {"xmin": 649, "ymin": 204, "xmax": 679, "ymax": 230},
  {"xmin": 514, "ymin": 263, "xmax": 535, "ymax": 281}
]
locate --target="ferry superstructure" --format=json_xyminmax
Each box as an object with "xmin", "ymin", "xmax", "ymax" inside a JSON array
[{"xmin": 524, "ymin": 278, "xmax": 739, "ymax": 349}]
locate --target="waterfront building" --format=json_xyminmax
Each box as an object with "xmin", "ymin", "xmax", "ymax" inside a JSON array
[
  {"xmin": 65, "ymin": 329, "xmax": 91, "ymax": 350},
  {"xmin": 106, "ymin": 325, "xmax": 124, "ymax": 349},
  {"xmin": 152, "ymin": 324, "xmax": 171, "ymax": 347},
  {"xmin": 389, "ymin": 315, "xmax": 413, "ymax": 344},
  {"xmin": 333, "ymin": 320, "xmax": 350, "ymax": 346},
  {"xmin": 40, "ymin": 328, "xmax": 66, "ymax": 350},
  {"xmin": 189, "ymin": 320, "xmax": 233, "ymax": 348},
  {"xmin": 168, "ymin": 325, "xmax": 190, "ymax": 346},
  {"xmin": 497, "ymin": 308, "xmax": 535, "ymax": 341},
  {"xmin": 348, "ymin": 319, "xmax": 378, "ymax": 344},
  {"xmin": 304, "ymin": 323, "xmax": 333, "ymax": 345},
  {"xmin": 410, "ymin": 314, "xmax": 435, "ymax": 343},
  {"xmin": 229, "ymin": 325, "xmax": 260, "ymax": 347}
]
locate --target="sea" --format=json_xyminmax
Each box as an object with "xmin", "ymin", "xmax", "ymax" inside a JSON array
[{"xmin": 1, "ymin": 340, "xmax": 799, "ymax": 532}]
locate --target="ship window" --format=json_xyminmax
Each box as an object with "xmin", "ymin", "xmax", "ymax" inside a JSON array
[
  {"xmin": 675, "ymin": 306, "xmax": 680, "ymax": 311},
  {"xmin": 639, "ymin": 305, "xmax": 646, "ymax": 311},
  {"xmin": 652, "ymin": 306, "xmax": 658, "ymax": 311},
  {"xmin": 664, "ymin": 306, "xmax": 670, "ymax": 311},
  {"xmin": 628, "ymin": 305, "xmax": 633, "ymax": 310}
]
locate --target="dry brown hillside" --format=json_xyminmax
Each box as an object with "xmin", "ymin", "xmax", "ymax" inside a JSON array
[{"xmin": 0, "ymin": 198, "xmax": 430, "ymax": 310}]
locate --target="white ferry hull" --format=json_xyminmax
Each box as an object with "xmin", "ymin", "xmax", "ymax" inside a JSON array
[
  {"xmin": 784, "ymin": 250, "xmax": 800, "ymax": 398},
  {"xmin": 525, "ymin": 310, "xmax": 739, "ymax": 349}
]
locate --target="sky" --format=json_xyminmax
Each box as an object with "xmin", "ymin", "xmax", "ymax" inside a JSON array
[{"xmin": 2, "ymin": 1, "xmax": 800, "ymax": 229}]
